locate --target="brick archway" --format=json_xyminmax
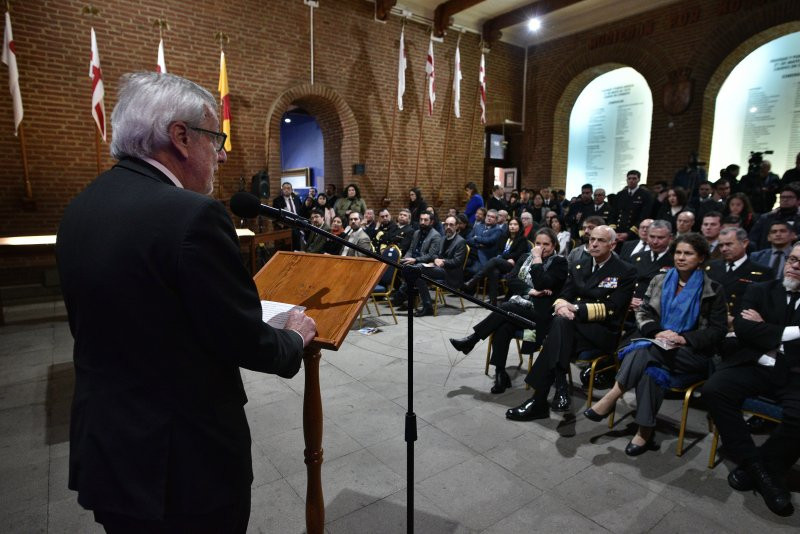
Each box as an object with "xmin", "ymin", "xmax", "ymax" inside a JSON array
[
  {"xmin": 264, "ymin": 84, "xmax": 359, "ymax": 193},
  {"xmin": 698, "ymin": 22, "xmax": 800, "ymax": 161}
]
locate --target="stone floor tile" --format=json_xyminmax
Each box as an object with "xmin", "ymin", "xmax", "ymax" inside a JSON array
[
  {"xmin": 432, "ymin": 405, "xmax": 529, "ymax": 453},
  {"xmin": 481, "ymin": 493, "xmax": 610, "ymax": 533},
  {"xmin": 47, "ymin": 497, "xmax": 102, "ymax": 533},
  {"xmin": 246, "ymin": 478, "xmax": 307, "ymax": 534}
]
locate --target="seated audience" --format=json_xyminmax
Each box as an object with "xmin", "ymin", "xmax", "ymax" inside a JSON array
[
  {"xmin": 674, "ymin": 211, "xmax": 695, "ymax": 237},
  {"xmin": 507, "ymin": 191, "xmax": 523, "ymax": 218},
  {"xmin": 629, "ymin": 220, "xmax": 674, "ymax": 304},
  {"xmin": 714, "ymin": 177, "xmax": 732, "ymax": 202},
  {"xmin": 701, "ymin": 211, "xmax": 724, "ymax": 260},
  {"xmin": 333, "ymin": 183, "xmax": 367, "ymax": 220},
  {"xmin": 565, "ymin": 184, "xmax": 593, "ymax": 237},
  {"xmin": 656, "ymin": 187, "xmax": 690, "ymax": 230},
  {"xmin": 390, "ymin": 212, "xmax": 442, "ymax": 310},
  {"xmin": 703, "ymin": 245, "xmax": 800, "ymax": 517},
  {"xmin": 463, "ymin": 217, "xmax": 530, "ymax": 306},
  {"xmin": 466, "ymin": 209, "xmax": 504, "ymax": 276},
  {"xmin": 487, "ymin": 184, "xmax": 507, "ymax": 211},
  {"xmin": 505, "ymin": 225, "xmax": 636, "ymax": 419},
  {"xmin": 303, "ymin": 209, "xmax": 329, "ymax": 254},
  {"xmin": 393, "ymin": 208, "xmax": 415, "ymax": 255},
  {"xmin": 528, "ymin": 193, "xmax": 549, "ymax": 226},
  {"xmin": 750, "ymin": 221, "xmax": 796, "ymax": 280},
  {"xmin": 456, "ymin": 213, "xmax": 472, "ymax": 239},
  {"xmin": 690, "ymin": 180, "xmax": 722, "ymax": 228},
  {"xmin": 323, "ymin": 216, "xmax": 346, "ymax": 255},
  {"xmin": 362, "ymin": 208, "xmax": 379, "ymax": 240},
  {"xmin": 341, "ymin": 212, "xmax": 371, "ymax": 257},
  {"xmin": 566, "ymin": 216, "xmax": 604, "ymax": 265},
  {"xmin": 585, "ymin": 233, "xmax": 726, "ymax": 455},
  {"xmin": 707, "ymin": 227, "xmax": 773, "ymax": 317},
  {"xmin": 372, "ymin": 208, "xmax": 399, "ymax": 251},
  {"xmin": 520, "ymin": 211, "xmax": 535, "ymax": 239},
  {"xmin": 749, "ymin": 184, "xmax": 800, "ymax": 250},
  {"xmin": 449, "ymin": 228, "xmax": 569, "ymax": 393},
  {"xmin": 619, "ymin": 219, "xmax": 652, "ymax": 262},
  {"xmin": 547, "ymin": 212, "xmax": 573, "ymax": 258},
  {"xmin": 723, "ymin": 192, "xmax": 755, "ymax": 232},
  {"xmin": 315, "ymin": 193, "xmax": 336, "ymax": 227}
]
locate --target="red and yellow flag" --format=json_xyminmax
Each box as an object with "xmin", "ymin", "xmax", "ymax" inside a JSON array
[{"xmin": 218, "ymin": 50, "xmax": 231, "ymax": 151}]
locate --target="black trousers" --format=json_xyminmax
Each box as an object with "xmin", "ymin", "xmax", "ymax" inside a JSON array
[
  {"xmin": 475, "ymin": 257, "xmax": 515, "ymax": 300},
  {"xmin": 472, "ymin": 301, "xmax": 549, "ymax": 370},
  {"xmin": 524, "ymin": 316, "xmax": 614, "ymax": 398},
  {"xmin": 703, "ymin": 365, "xmax": 800, "ymax": 472},
  {"xmin": 94, "ymin": 489, "xmax": 251, "ymax": 534}
]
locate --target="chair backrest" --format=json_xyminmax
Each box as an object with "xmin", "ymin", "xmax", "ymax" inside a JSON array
[
  {"xmin": 377, "ymin": 245, "xmax": 401, "ymax": 288},
  {"xmin": 462, "ymin": 244, "xmax": 471, "ymax": 270}
]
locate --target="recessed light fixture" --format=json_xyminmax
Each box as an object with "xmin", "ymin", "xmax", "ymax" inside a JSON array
[
  {"xmin": 528, "ymin": 18, "xmax": 541, "ymax": 31},
  {"xmin": 284, "ymin": 117, "xmax": 292, "ymax": 123},
  {"xmin": 749, "ymin": 106, "xmax": 758, "ymax": 113}
]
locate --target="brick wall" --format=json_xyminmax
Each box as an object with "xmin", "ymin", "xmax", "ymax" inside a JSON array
[
  {"xmin": 521, "ymin": 0, "xmax": 800, "ymax": 192},
  {"xmin": 0, "ymin": 0, "xmax": 522, "ymax": 238}
]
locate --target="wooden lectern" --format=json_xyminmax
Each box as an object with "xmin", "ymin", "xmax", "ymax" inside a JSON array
[{"xmin": 253, "ymin": 251, "xmax": 387, "ymax": 534}]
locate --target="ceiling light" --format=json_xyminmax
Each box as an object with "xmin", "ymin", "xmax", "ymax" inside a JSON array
[
  {"xmin": 749, "ymin": 106, "xmax": 758, "ymax": 113},
  {"xmin": 284, "ymin": 117, "xmax": 292, "ymax": 123},
  {"xmin": 528, "ymin": 18, "xmax": 541, "ymax": 31}
]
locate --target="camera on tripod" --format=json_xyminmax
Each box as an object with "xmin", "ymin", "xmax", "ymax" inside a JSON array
[{"xmin": 747, "ymin": 150, "xmax": 773, "ymax": 175}]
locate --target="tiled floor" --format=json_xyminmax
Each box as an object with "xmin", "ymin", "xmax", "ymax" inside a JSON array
[{"xmin": 1, "ymin": 297, "xmax": 798, "ymax": 533}]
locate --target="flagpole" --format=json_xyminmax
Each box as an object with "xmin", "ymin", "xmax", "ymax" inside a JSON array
[
  {"xmin": 412, "ymin": 45, "xmax": 429, "ymax": 188},
  {"xmin": 463, "ymin": 81, "xmax": 480, "ymax": 189},
  {"xmin": 17, "ymin": 121, "xmax": 32, "ymax": 200},
  {"xmin": 383, "ymin": 101, "xmax": 397, "ymax": 207},
  {"xmin": 94, "ymin": 127, "xmax": 102, "ymax": 175},
  {"xmin": 434, "ymin": 35, "xmax": 461, "ymax": 207}
]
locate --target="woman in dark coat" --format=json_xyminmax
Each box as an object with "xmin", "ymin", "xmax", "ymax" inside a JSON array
[
  {"xmin": 449, "ymin": 228, "xmax": 569, "ymax": 394},
  {"xmin": 585, "ymin": 233, "xmax": 727, "ymax": 456},
  {"xmin": 408, "ymin": 187, "xmax": 428, "ymax": 226},
  {"xmin": 463, "ymin": 217, "xmax": 530, "ymax": 305}
]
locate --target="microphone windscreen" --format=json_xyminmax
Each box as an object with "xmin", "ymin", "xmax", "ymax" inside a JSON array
[{"xmin": 230, "ymin": 192, "xmax": 262, "ymax": 218}]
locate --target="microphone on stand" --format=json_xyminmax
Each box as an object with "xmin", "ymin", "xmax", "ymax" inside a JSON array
[{"xmin": 230, "ymin": 192, "xmax": 307, "ymax": 224}]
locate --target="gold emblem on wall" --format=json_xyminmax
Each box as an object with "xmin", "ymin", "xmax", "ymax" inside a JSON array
[{"xmin": 663, "ymin": 68, "xmax": 693, "ymax": 115}]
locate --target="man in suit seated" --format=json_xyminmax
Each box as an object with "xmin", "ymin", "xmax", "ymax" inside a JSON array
[
  {"xmin": 750, "ymin": 221, "xmax": 796, "ymax": 280},
  {"xmin": 707, "ymin": 227, "xmax": 773, "ymax": 319},
  {"xmin": 55, "ymin": 72, "xmax": 317, "ymax": 532},
  {"xmin": 566, "ymin": 215, "xmax": 606, "ymax": 266},
  {"xmin": 629, "ymin": 219, "xmax": 674, "ymax": 308},
  {"xmin": 273, "ymin": 181, "xmax": 304, "ymax": 250},
  {"xmin": 506, "ymin": 225, "xmax": 636, "ymax": 418},
  {"xmin": 675, "ymin": 211, "xmax": 695, "ymax": 237},
  {"xmin": 618, "ymin": 218, "xmax": 652, "ymax": 262},
  {"xmin": 303, "ymin": 208, "xmax": 329, "ymax": 254},
  {"xmin": 701, "ymin": 211, "xmax": 724, "ymax": 261},
  {"xmin": 391, "ymin": 212, "xmax": 442, "ymax": 312},
  {"xmin": 341, "ymin": 212, "xmax": 371, "ymax": 257},
  {"xmin": 408, "ymin": 216, "xmax": 467, "ymax": 317},
  {"xmin": 372, "ymin": 208, "xmax": 399, "ymax": 252},
  {"xmin": 466, "ymin": 209, "xmax": 504, "ymax": 276},
  {"xmin": 703, "ymin": 244, "xmax": 800, "ymax": 517}
]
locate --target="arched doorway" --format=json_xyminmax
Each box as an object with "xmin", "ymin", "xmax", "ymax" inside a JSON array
[{"xmin": 265, "ymin": 84, "xmax": 360, "ymax": 198}]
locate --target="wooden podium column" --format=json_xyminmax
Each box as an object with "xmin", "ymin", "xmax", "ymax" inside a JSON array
[{"xmin": 303, "ymin": 346, "xmax": 324, "ymax": 534}]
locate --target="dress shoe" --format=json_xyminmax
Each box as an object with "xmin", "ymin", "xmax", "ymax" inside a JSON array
[
  {"xmin": 624, "ymin": 436, "xmax": 659, "ymax": 456},
  {"xmin": 579, "ymin": 367, "xmax": 615, "ymax": 390},
  {"xmin": 414, "ymin": 307, "xmax": 434, "ymax": 317},
  {"xmin": 746, "ymin": 461, "xmax": 795, "ymax": 516},
  {"xmin": 506, "ymin": 396, "xmax": 549, "ymax": 421},
  {"xmin": 745, "ymin": 415, "xmax": 775, "ymax": 434},
  {"xmin": 462, "ymin": 277, "xmax": 480, "ymax": 292},
  {"xmin": 583, "ymin": 406, "xmax": 612, "ymax": 422},
  {"xmin": 449, "ymin": 333, "xmax": 480, "ymax": 355},
  {"xmin": 727, "ymin": 466, "xmax": 754, "ymax": 492},
  {"xmin": 550, "ymin": 384, "xmax": 571, "ymax": 412},
  {"xmin": 491, "ymin": 370, "xmax": 512, "ymax": 394}
]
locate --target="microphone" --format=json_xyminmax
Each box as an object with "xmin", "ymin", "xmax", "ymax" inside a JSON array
[{"xmin": 230, "ymin": 192, "xmax": 306, "ymax": 223}]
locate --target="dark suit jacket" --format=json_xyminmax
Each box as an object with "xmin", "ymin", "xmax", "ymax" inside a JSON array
[
  {"xmin": 750, "ymin": 247, "xmax": 788, "ymax": 279},
  {"xmin": 507, "ymin": 254, "xmax": 569, "ymax": 319},
  {"xmin": 706, "ymin": 257, "xmax": 773, "ymax": 313},
  {"xmin": 557, "ymin": 253, "xmax": 637, "ymax": 350},
  {"xmin": 728, "ymin": 280, "xmax": 800, "ymax": 377},
  {"xmin": 431, "ymin": 234, "xmax": 468, "ymax": 287},
  {"xmin": 272, "ymin": 193, "xmax": 302, "ymax": 214},
  {"xmin": 630, "ymin": 249, "xmax": 674, "ymax": 298},
  {"xmin": 56, "ymin": 158, "xmax": 303, "ymax": 519},
  {"xmin": 611, "ymin": 187, "xmax": 655, "ymax": 237},
  {"xmin": 619, "ymin": 239, "xmax": 648, "ymax": 263}
]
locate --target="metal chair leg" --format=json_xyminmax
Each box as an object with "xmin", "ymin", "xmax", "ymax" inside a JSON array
[
  {"xmin": 484, "ymin": 334, "xmax": 492, "ymax": 376},
  {"xmin": 676, "ymin": 386, "xmax": 695, "ymax": 457}
]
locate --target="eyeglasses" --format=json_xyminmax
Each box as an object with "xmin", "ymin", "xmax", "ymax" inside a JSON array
[
  {"xmin": 189, "ymin": 126, "xmax": 227, "ymax": 152},
  {"xmin": 787, "ymin": 256, "xmax": 800, "ymax": 265}
]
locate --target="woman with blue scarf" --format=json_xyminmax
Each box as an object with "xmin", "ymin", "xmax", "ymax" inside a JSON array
[{"xmin": 584, "ymin": 233, "xmax": 727, "ymax": 456}]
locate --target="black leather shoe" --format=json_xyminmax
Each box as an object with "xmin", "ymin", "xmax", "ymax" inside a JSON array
[
  {"xmin": 506, "ymin": 396, "xmax": 549, "ymax": 421},
  {"xmin": 624, "ymin": 436, "xmax": 659, "ymax": 456},
  {"xmin": 491, "ymin": 370, "xmax": 512, "ymax": 394},
  {"xmin": 449, "ymin": 333, "xmax": 480, "ymax": 355},
  {"xmin": 550, "ymin": 384, "xmax": 571, "ymax": 412},
  {"xmin": 583, "ymin": 406, "xmax": 612, "ymax": 422},
  {"xmin": 414, "ymin": 307, "xmax": 434, "ymax": 317},
  {"xmin": 745, "ymin": 415, "xmax": 775, "ymax": 434},
  {"xmin": 746, "ymin": 461, "xmax": 795, "ymax": 517},
  {"xmin": 727, "ymin": 466, "xmax": 754, "ymax": 492},
  {"xmin": 462, "ymin": 277, "xmax": 480, "ymax": 292}
]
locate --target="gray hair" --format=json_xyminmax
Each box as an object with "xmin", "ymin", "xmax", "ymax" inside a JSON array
[
  {"xmin": 596, "ymin": 224, "xmax": 616, "ymax": 243},
  {"xmin": 649, "ymin": 219, "xmax": 673, "ymax": 234},
  {"xmin": 110, "ymin": 72, "xmax": 217, "ymax": 160},
  {"xmin": 720, "ymin": 226, "xmax": 748, "ymax": 242}
]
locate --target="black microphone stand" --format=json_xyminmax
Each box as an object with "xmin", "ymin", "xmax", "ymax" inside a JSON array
[{"xmin": 236, "ymin": 198, "xmax": 535, "ymax": 534}]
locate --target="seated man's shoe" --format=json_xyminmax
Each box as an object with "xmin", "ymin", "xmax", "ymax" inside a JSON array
[
  {"xmin": 746, "ymin": 461, "xmax": 795, "ymax": 517},
  {"xmin": 462, "ymin": 277, "xmax": 480, "ymax": 292},
  {"xmin": 550, "ymin": 384, "xmax": 571, "ymax": 412},
  {"xmin": 745, "ymin": 415, "xmax": 775, "ymax": 434},
  {"xmin": 583, "ymin": 406, "xmax": 612, "ymax": 422},
  {"xmin": 624, "ymin": 436, "xmax": 659, "ymax": 456},
  {"xmin": 414, "ymin": 307, "xmax": 434, "ymax": 317},
  {"xmin": 506, "ymin": 396, "xmax": 549, "ymax": 421},
  {"xmin": 491, "ymin": 370, "xmax": 512, "ymax": 394},
  {"xmin": 449, "ymin": 333, "xmax": 480, "ymax": 355},
  {"xmin": 727, "ymin": 466, "xmax": 754, "ymax": 492}
]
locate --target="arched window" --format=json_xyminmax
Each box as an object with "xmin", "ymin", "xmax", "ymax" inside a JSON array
[
  {"xmin": 566, "ymin": 67, "xmax": 653, "ymax": 197},
  {"xmin": 709, "ymin": 31, "xmax": 800, "ymax": 180}
]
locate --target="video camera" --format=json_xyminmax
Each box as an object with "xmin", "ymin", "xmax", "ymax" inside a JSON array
[{"xmin": 747, "ymin": 150, "xmax": 773, "ymax": 175}]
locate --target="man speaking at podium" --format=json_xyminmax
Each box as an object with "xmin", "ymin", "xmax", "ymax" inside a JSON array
[{"xmin": 56, "ymin": 72, "xmax": 316, "ymax": 533}]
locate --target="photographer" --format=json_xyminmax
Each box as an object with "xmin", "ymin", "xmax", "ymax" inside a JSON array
[
  {"xmin": 672, "ymin": 152, "xmax": 707, "ymax": 200},
  {"xmin": 740, "ymin": 151, "xmax": 780, "ymax": 214}
]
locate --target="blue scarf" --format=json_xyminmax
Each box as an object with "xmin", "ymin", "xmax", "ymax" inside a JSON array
[{"xmin": 617, "ymin": 269, "xmax": 704, "ymax": 387}]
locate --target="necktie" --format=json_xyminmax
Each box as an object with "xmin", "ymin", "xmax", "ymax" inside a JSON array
[
  {"xmin": 772, "ymin": 249, "xmax": 785, "ymax": 274},
  {"xmin": 592, "ymin": 262, "xmax": 599, "ymax": 273},
  {"xmin": 285, "ymin": 197, "xmax": 295, "ymax": 214},
  {"xmin": 727, "ymin": 262, "xmax": 735, "ymax": 272},
  {"xmin": 651, "ymin": 251, "xmax": 656, "ymax": 263},
  {"xmin": 785, "ymin": 292, "xmax": 799, "ymax": 324}
]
